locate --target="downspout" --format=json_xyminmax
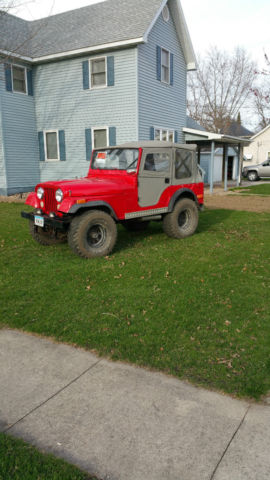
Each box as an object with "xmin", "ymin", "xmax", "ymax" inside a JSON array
[
  {"xmin": 224, "ymin": 144, "xmax": 228, "ymax": 192},
  {"xmin": 210, "ymin": 141, "xmax": 215, "ymax": 194}
]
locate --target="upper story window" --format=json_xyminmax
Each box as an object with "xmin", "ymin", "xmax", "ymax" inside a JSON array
[
  {"xmin": 155, "ymin": 128, "xmax": 174, "ymax": 142},
  {"xmin": 161, "ymin": 48, "xmax": 170, "ymax": 84},
  {"xmin": 90, "ymin": 57, "xmax": 107, "ymax": 88},
  {"xmin": 12, "ymin": 65, "xmax": 26, "ymax": 93}
]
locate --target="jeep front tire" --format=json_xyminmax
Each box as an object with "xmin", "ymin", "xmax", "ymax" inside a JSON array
[
  {"xmin": 163, "ymin": 198, "xmax": 199, "ymax": 239},
  {"xmin": 68, "ymin": 210, "xmax": 117, "ymax": 258}
]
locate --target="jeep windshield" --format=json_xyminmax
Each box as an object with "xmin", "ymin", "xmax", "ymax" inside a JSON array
[{"xmin": 91, "ymin": 149, "xmax": 139, "ymax": 171}]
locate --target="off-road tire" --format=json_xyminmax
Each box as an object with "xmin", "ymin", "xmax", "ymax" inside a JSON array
[
  {"xmin": 29, "ymin": 220, "xmax": 67, "ymax": 246},
  {"xmin": 247, "ymin": 171, "xmax": 259, "ymax": 182},
  {"xmin": 123, "ymin": 220, "xmax": 150, "ymax": 232},
  {"xmin": 163, "ymin": 198, "xmax": 199, "ymax": 239},
  {"xmin": 68, "ymin": 210, "xmax": 117, "ymax": 258}
]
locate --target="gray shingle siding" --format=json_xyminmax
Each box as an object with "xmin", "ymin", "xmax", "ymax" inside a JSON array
[
  {"xmin": 34, "ymin": 48, "xmax": 138, "ymax": 182},
  {"xmin": 0, "ymin": 62, "xmax": 40, "ymax": 194},
  {"xmin": 138, "ymin": 10, "xmax": 187, "ymax": 142}
]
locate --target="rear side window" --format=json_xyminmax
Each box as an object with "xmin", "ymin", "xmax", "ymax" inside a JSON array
[
  {"xmin": 144, "ymin": 153, "xmax": 170, "ymax": 172},
  {"xmin": 175, "ymin": 149, "xmax": 193, "ymax": 179}
]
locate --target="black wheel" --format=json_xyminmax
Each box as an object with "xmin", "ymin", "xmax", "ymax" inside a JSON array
[
  {"xmin": 68, "ymin": 210, "xmax": 117, "ymax": 258},
  {"xmin": 247, "ymin": 171, "xmax": 259, "ymax": 182},
  {"xmin": 29, "ymin": 220, "xmax": 67, "ymax": 246},
  {"xmin": 123, "ymin": 220, "xmax": 150, "ymax": 232},
  {"xmin": 163, "ymin": 198, "xmax": 199, "ymax": 239}
]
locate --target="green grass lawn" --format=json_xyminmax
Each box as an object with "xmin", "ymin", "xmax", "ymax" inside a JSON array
[
  {"xmin": 0, "ymin": 433, "xmax": 97, "ymax": 480},
  {"xmin": 1, "ymin": 203, "xmax": 270, "ymax": 399},
  {"xmin": 232, "ymin": 183, "xmax": 270, "ymax": 195}
]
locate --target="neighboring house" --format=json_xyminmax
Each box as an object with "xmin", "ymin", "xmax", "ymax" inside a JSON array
[
  {"xmin": 243, "ymin": 125, "xmax": 270, "ymax": 167},
  {"xmin": 220, "ymin": 121, "xmax": 253, "ymax": 140},
  {"xmin": 0, "ymin": 0, "xmax": 196, "ymax": 195}
]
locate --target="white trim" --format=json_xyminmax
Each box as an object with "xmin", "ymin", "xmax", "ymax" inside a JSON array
[
  {"xmin": 11, "ymin": 64, "xmax": 27, "ymax": 95},
  {"xmin": 162, "ymin": 5, "xmax": 170, "ymax": 22},
  {"xmin": 89, "ymin": 55, "xmax": 107, "ymax": 90},
  {"xmin": 91, "ymin": 126, "xmax": 109, "ymax": 149},
  {"xmin": 154, "ymin": 127, "xmax": 174, "ymax": 142},
  {"xmin": 0, "ymin": 38, "xmax": 144, "ymax": 64},
  {"xmin": 250, "ymin": 125, "xmax": 270, "ymax": 141},
  {"xmin": 143, "ymin": 0, "xmax": 168, "ymax": 42},
  {"xmin": 183, "ymin": 127, "xmax": 251, "ymax": 145},
  {"xmin": 44, "ymin": 130, "xmax": 60, "ymax": 162}
]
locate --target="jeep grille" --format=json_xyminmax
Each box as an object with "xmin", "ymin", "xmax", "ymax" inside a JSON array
[{"xmin": 43, "ymin": 188, "xmax": 57, "ymax": 213}]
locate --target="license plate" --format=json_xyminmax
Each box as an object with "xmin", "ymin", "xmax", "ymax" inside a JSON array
[{"xmin": 34, "ymin": 215, "xmax": 44, "ymax": 228}]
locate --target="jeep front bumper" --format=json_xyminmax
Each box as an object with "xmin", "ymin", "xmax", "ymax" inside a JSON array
[{"xmin": 21, "ymin": 211, "xmax": 71, "ymax": 231}]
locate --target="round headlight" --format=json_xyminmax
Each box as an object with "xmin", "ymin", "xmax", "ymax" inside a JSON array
[
  {"xmin": 55, "ymin": 189, "xmax": 64, "ymax": 203},
  {"xmin": 37, "ymin": 187, "xmax": 44, "ymax": 200}
]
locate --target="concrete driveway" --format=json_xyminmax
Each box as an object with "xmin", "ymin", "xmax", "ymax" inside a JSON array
[{"xmin": 0, "ymin": 328, "xmax": 269, "ymax": 480}]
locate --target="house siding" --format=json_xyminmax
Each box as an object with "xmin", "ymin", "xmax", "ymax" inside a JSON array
[
  {"xmin": 244, "ymin": 127, "xmax": 270, "ymax": 166},
  {"xmin": 0, "ymin": 64, "xmax": 7, "ymax": 195},
  {"xmin": 0, "ymin": 62, "xmax": 40, "ymax": 194},
  {"xmin": 34, "ymin": 48, "xmax": 138, "ymax": 182},
  {"xmin": 138, "ymin": 9, "xmax": 187, "ymax": 142}
]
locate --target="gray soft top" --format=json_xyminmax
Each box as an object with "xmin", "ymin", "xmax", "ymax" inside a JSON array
[{"xmin": 97, "ymin": 142, "xmax": 197, "ymax": 150}]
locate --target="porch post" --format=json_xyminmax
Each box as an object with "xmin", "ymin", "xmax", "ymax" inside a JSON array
[
  {"xmin": 237, "ymin": 143, "xmax": 243, "ymax": 186},
  {"xmin": 210, "ymin": 141, "xmax": 215, "ymax": 194},
  {"xmin": 224, "ymin": 144, "xmax": 228, "ymax": 192}
]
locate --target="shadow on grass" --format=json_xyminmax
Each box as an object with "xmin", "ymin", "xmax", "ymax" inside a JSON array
[{"xmin": 114, "ymin": 209, "xmax": 234, "ymax": 253}]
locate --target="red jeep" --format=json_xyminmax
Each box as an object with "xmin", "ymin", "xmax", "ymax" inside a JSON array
[{"xmin": 21, "ymin": 141, "xmax": 204, "ymax": 258}]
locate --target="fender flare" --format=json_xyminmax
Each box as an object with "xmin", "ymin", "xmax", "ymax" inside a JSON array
[
  {"xmin": 168, "ymin": 188, "xmax": 199, "ymax": 212},
  {"xmin": 68, "ymin": 201, "xmax": 119, "ymax": 220}
]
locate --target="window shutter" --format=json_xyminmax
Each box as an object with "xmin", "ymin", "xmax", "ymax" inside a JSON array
[
  {"xmin": 82, "ymin": 61, "xmax": 89, "ymax": 90},
  {"xmin": 27, "ymin": 69, "xmax": 33, "ymax": 96},
  {"xmin": 156, "ymin": 46, "xmax": 161, "ymax": 81},
  {"xmin": 175, "ymin": 130, "xmax": 178, "ymax": 143},
  {"xmin": 150, "ymin": 126, "xmax": 155, "ymax": 140},
  {"xmin": 109, "ymin": 127, "xmax": 116, "ymax": 146},
  {"xmin": 85, "ymin": 128, "xmax": 92, "ymax": 161},
  {"xmin": 58, "ymin": 130, "xmax": 66, "ymax": 161},
  {"xmin": 107, "ymin": 56, "xmax": 115, "ymax": 87},
  {"xmin": 38, "ymin": 132, "xmax": 45, "ymax": 161},
  {"xmin": 170, "ymin": 53, "xmax": 174, "ymax": 86},
  {"xmin": 4, "ymin": 64, "xmax": 12, "ymax": 92}
]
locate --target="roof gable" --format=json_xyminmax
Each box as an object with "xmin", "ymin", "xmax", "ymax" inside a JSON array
[
  {"xmin": 251, "ymin": 124, "xmax": 270, "ymax": 140},
  {"xmin": 0, "ymin": 0, "xmax": 196, "ymax": 67}
]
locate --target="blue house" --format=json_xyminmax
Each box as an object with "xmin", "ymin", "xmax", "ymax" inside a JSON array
[{"xmin": 0, "ymin": 0, "xmax": 196, "ymax": 195}]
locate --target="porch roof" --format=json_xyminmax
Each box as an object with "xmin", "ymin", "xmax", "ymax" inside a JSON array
[{"xmin": 183, "ymin": 128, "xmax": 250, "ymax": 147}]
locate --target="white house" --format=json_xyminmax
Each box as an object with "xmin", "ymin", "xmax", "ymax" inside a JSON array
[{"xmin": 244, "ymin": 125, "xmax": 270, "ymax": 167}]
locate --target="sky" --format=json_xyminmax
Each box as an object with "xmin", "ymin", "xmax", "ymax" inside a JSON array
[{"xmin": 13, "ymin": 0, "xmax": 270, "ymax": 65}]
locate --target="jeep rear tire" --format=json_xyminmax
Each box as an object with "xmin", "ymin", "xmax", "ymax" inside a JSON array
[
  {"xmin": 163, "ymin": 198, "xmax": 198, "ymax": 239},
  {"xmin": 68, "ymin": 210, "xmax": 117, "ymax": 258},
  {"xmin": 29, "ymin": 220, "xmax": 67, "ymax": 246},
  {"xmin": 247, "ymin": 171, "xmax": 259, "ymax": 182}
]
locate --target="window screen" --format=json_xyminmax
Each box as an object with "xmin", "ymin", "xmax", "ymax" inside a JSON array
[
  {"xmin": 144, "ymin": 153, "xmax": 170, "ymax": 172},
  {"xmin": 13, "ymin": 66, "xmax": 26, "ymax": 93},
  {"xmin": 91, "ymin": 58, "xmax": 106, "ymax": 87},
  {"xmin": 175, "ymin": 149, "xmax": 192, "ymax": 179},
  {"xmin": 94, "ymin": 129, "xmax": 107, "ymax": 149},
  {"xmin": 46, "ymin": 132, "xmax": 58, "ymax": 160}
]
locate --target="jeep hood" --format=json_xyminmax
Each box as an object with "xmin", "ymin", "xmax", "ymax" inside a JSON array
[{"xmin": 40, "ymin": 176, "xmax": 132, "ymax": 197}]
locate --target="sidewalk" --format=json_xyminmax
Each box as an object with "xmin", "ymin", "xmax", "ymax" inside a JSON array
[{"xmin": 1, "ymin": 328, "xmax": 269, "ymax": 480}]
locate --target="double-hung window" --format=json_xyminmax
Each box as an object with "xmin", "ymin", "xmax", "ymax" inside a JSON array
[
  {"xmin": 93, "ymin": 128, "xmax": 108, "ymax": 149},
  {"xmin": 12, "ymin": 65, "xmax": 27, "ymax": 93},
  {"xmin": 161, "ymin": 48, "xmax": 170, "ymax": 84},
  {"xmin": 90, "ymin": 57, "xmax": 106, "ymax": 88}
]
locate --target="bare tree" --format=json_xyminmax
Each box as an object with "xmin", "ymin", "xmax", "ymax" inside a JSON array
[
  {"xmin": 187, "ymin": 46, "xmax": 257, "ymax": 133},
  {"xmin": 251, "ymin": 53, "xmax": 270, "ymax": 130}
]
